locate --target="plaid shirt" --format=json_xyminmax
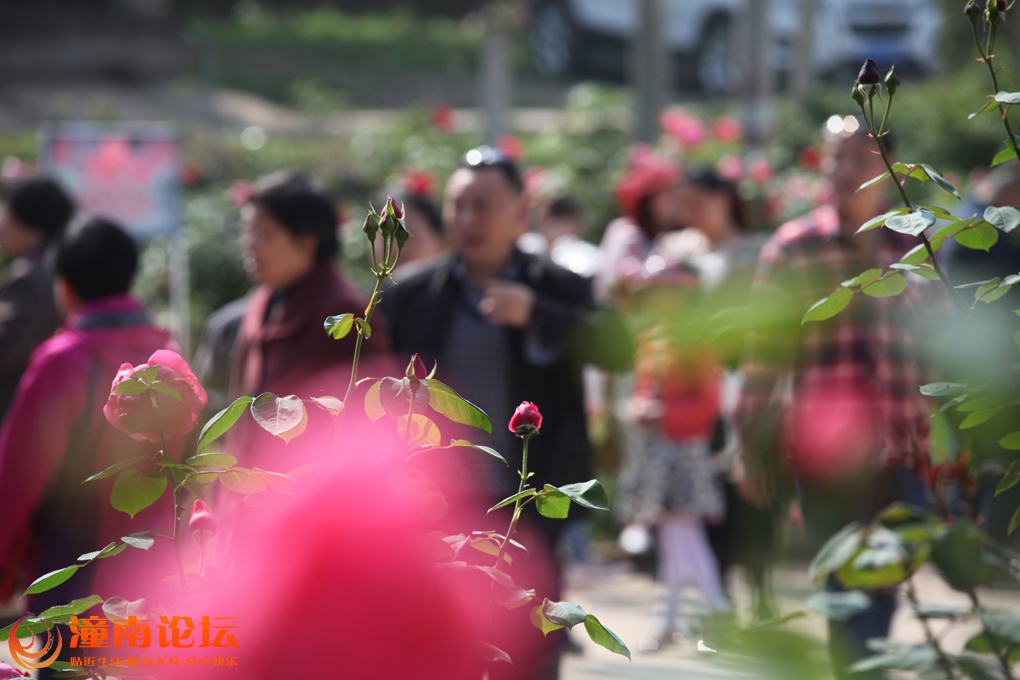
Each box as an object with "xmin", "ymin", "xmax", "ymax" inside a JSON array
[{"xmin": 736, "ymin": 204, "xmax": 936, "ymax": 467}]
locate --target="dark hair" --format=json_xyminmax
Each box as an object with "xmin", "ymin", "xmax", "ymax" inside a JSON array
[
  {"xmin": 56, "ymin": 217, "xmax": 138, "ymax": 301},
  {"xmin": 249, "ymin": 171, "xmax": 340, "ymax": 261},
  {"xmin": 395, "ymin": 191, "xmax": 443, "ymax": 235},
  {"xmin": 546, "ymin": 195, "xmax": 583, "ymax": 220},
  {"xmin": 687, "ymin": 167, "xmax": 750, "ymax": 230},
  {"xmin": 459, "ymin": 146, "xmax": 523, "ymax": 195},
  {"xmin": 2, "ymin": 176, "xmax": 75, "ymax": 240}
]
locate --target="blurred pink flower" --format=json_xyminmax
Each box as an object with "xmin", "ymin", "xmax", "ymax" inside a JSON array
[
  {"xmin": 230, "ymin": 180, "xmax": 252, "ymax": 208},
  {"xmin": 799, "ymin": 146, "xmax": 824, "ymax": 171},
  {"xmin": 190, "ymin": 499, "xmax": 217, "ymax": 547},
  {"xmin": 711, "ymin": 116, "xmax": 742, "ymax": 143},
  {"xmin": 717, "ymin": 155, "xmax": 744, "ymax": 182},
  {"xmin": 523, "ymin": 166, "xmax": 548, "ymax": 196},
  {"xmin": 660, "ymin": 109, "xmax": 706, "ymax": 148},
  {"xmin": 749, "ymin": 158, "xmax": 774, "ymax": 184}
]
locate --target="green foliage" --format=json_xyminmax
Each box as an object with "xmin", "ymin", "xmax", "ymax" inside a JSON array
[
  {"xmin": 250, "ymin": 393, "xmax": 307, "ymax": 443},
  {"xmin": 110, "ymin": 468, "xmax": 168, "ymax": 519}
]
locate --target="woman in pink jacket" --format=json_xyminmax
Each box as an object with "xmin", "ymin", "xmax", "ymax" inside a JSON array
[{"xmin": 0, "ymin": 219, "xmax": 181, "ymax": 625}]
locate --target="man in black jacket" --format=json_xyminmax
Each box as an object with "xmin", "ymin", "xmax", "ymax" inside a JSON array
[
  {"xmin": 381, "ymin": 146, "xmax": 631, "ymax": 507},
  {"xmin": 379, "ymin": 148, "xmax": 631, "ymax": 679}
]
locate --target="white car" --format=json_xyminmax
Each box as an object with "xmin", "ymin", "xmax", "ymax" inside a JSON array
[{"xmin": 528, "ymin": 0, "xmax": 943, "ymax": 96}]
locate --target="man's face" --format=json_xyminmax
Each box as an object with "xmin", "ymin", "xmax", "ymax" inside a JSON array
[
  {"xmin": 443, "ymin": 167, "xmax": 525, "ymax": 272},
  {"xmin": 824, "ymin": 134, "xmax": 889, "ymax": 208}
]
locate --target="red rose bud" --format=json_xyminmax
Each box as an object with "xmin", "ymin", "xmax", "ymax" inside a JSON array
[
  {"xmin": 190, "ymin": 499, "xmax": 217, "ymax": 546},
  {"xmin": 387, "ymin": 195, "xmax": 403, "ymax": 220},
  {"xmin": 884, "ymin": 65, "xmax": 900, "ymax": 95},
  {"xmin": 104, "ymin": 350, "xmax": 208, "ymax": 443},
  {"xmin": 509, "ymin": 401, "xmax": 542, "ymax": 436},
  {"xmin": 412, "ymin": 354, "xmax": 427, "ymax": 381},
  {"xmin": 856, "ymin": 59, "xmax": 881, "ymax": 85}
]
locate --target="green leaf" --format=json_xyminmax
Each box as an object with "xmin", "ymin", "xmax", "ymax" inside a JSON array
[
  {"xmin": 324, "ymin": 313, "xmax": 354, "ymax": 340},
  {"xmin": 543, "ymin": 599, "xmax": 588, "ymax": 628},
  {"xmin": 855, "ymin": 211, "xmax": 899, "ymax": 235},
  {"xmin": 888, "ymin": 263, "xmax": 941, "ymax": 281},
  {"xmin": 583, "ymin": 615, "xmax": 631, "ymax": 660},
  {"xmin": 932, "ymin": 520, "xmax": 983, "ymax": 590},
  {"xmin": 478, "ymin": 641, "xmax": 513, "ymax": 665},
  {"xmin": 984, "ymin": 205, "xmax": 1020, "ymax": 233},
  {"xmin": 150, "ymin": 381, "xmax": 182, "ymax": 402},
  {"xmin": 78, "ymin": 541, "xmax": 120, "ymax": 561},
  {"xmin": 809, "ymin": 523, "xmax": 864, "ymax": 584},
  {"xmin": 487, "ymin": 489, "xmax": 537, "ymax": 513},
  {"xmin": 0, "ymin": 595, "xmax": 104, "ymax": 640},
  {"xmin": 956, "ymin": 221, "xmax": 999, "ymax": 251},
  {"xmin": 545, "ymin": 480, "xmax": 610, "ymax": 511},
  {"xmin": 920, "ymin": 382, "xmax": 967, "ymax": 398},
  {"xmin": 196, "ymin": 396, "xmax": 254, "ymax": 451},
  {"xmin": 23, "ymin": 565, "xmax": 80, "ymax": 597},
  {"xmin": 901, "ymin": 240, "xmax": 942, "ymax": 265},
  {"xmin": 994, "ymin": 91, "xmax": 1020, "ymax": 105},
  {"xmin": 185, "ymin": 452, "xmax": 238, "ymax": 468},
  {"xmin": 836, "ymin": 527, "xmax": 911, "ymax": 589},
  {"xmin": 103, "ymin": 596, "xmax": 148, "ymax": 623},
  {"xmin": 802, "ymin": 287, "xmax": 854, "ymax": 325},
  {"xmin": 443, "ymin": 439, "xmax": 506, "ymax": 464},
  {"xmin": 82, "ymin": 454, "xmax": 149, "ymax": 484},
  {"xmin": 310, "ymin": 396, "xmax": 344, "ymax": 417},
  {"xmin": 841, "ymin": 269, "xmax": 883, "ymax": 288},
  {"xmin": 992, "ymin": 146, "xmax": 1019, "ymax": 167},
  {"xmin": 849, "ymin": 642, "xmax": 937, "ymax": 674},
  {"xmin": 121, "ymin": 535, "xmax": 155, "ymax": 550},
  {"xmin": 530, "ymin": 605, "xmax": 565, "ymax": 635},
  {"xmin": 917, "ymin": 165, "xmax": 959, "ymax": 199},
  {"xmin": 1000, "ymin": 433, "xmax": 1020, "ymax": 450},
  {"xmin": 427, "ymin": 379, "xmax": 492, "ymax": 433},
  {"xmin": 364, "ymin": 380, "xmax": 385, "ymax": 422},
  {"xmin": 995, "ymin": 474, "xmax": 1020, "ymax": 496},
  {"xmin": 862, "ymin": 273, "xmax": 907, "ymax": 298},
  {"xmin": 110, "ymin": 468, "xmax": 167, "ymax": 519},
  {"xmin": 969, "ymin": 98, "xmax": 999, "ymax": 119},
  {"xmin": 806, "ymin": 590, "xmax": 871, "ymax": 621},
  {"xmin": 979, "ymin": 284, "xmax": 1013, "ymax": 304},
  {"xmin": 858, "ymin": 171, "xmax": 890, "ymax": 191},
  {"xmin": 960, "ymin": 408, "xmax": 1002, "ymax": 429},
  {"xmin": 218, "ymin": 467, "xmax": 269, "ymax": 495},
  {"xmin": 535, "ymin": 490, "xmax": 571, "ymax": 519},
  {"xmin": 250, "ymin": 393, "xmax": 307, "ymax": 443},
  {"xmin": 114, "ymin": 379, "xmax": 149, "ymax": 396},
  {"xmin": 1010, "ymin": 505, "xmax": 1020, "ymax": 535},
  {"xmin": 860, "ymin": 273, "xmax": 909, "ymax": 297},
  {"xmin": 885, "ymin": 209, "xmax": 936, "ymax": 236},
  {"xmin": 355, "ymin": 317, "xmax": 372, "ymax": 338},
  {"xmin": 979, "ymin": 609, "xmax": 1020, "ymax": 644}
]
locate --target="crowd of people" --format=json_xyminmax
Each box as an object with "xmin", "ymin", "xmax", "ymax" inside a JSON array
[{"xmin": 0, "ymin": 114, "xmax": 1010, "ymax": 679}]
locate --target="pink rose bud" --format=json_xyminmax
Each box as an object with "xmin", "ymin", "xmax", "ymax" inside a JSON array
[
  {"xmin": 509, "ymin": 401, "xmax": 542, "ymax": 436},
  {"xmin": 190, "ymin": 499, "xmax": 217, "ymax": 547},
  {"xmin": 104, "ymin": 350, "xmax": 209, "ymax": 443},
  {"xmin": 856, "ymin": 59, "xmax": 881, "ymax": 85}
]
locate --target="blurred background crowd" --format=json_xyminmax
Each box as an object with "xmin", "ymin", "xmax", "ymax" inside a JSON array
[{"xmin": 1, "ymin": 1, "xmax": 1020, "ymax": 679}]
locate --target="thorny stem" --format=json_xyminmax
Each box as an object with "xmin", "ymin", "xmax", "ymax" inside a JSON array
[
  {"xmin": 905, "ymin": 578, "xmax": 958, "ymax": 680},
  {"xmin": 969, "ymin": 589, "xmax": 1017, "ymax": 680},
  {"xmin": 340, "ymin": 275, "xmax": 386, "ymax": 414},
  {"xmin": 973, "ymin": 21, "xmax": 1020, "ymax": 168},
  {"xmin": 857, "ymin": 100, "xmax": 970, "ymax": 311},
  {"xmin": 150, "ymin": 391, "xmax": 188, "ymax": 599}
]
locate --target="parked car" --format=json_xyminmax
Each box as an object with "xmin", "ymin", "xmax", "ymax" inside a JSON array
[{"xmin": 527, "ymin": 0, "xmax": 943, "ymax": 96}]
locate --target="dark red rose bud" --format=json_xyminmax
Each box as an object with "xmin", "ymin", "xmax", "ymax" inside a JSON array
[
  {"xmin": 509, "ymin": 401, "xmax": 542, "ymax": 436},
  {"xmin": 965, "ymin": 0, "xmax": 981, "ymax": 22},
  {"xmin": 856, "ymin": 59, "xmax": 881, "ymax": 85}
]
